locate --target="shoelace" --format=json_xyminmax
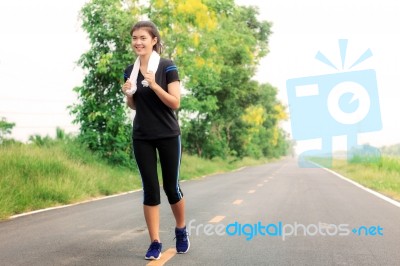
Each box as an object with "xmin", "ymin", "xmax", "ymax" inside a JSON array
[
  {"xmin": 174, "ymin": 230, "xmax": 189, "ymax": 242},
  {"xmin": 148, "ymin": 242, "xmax": 161, "ymax": 251}
]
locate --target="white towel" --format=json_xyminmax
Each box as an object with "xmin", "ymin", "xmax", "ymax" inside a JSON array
[{"xmin": 126, "ymin": 50, "xmax": 160, "ymax": 95}]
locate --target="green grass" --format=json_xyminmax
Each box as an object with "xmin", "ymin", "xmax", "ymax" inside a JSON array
[
  {"xmin": 180, "ymin": 156, "xmax": 270, "ymax": 180},
  {"xmin": 0, "ymin": 141, "xmax": 271, "ymax": 220},
  {"xmin": 0, "ymin": 141, "xmax": 141, "ymax": 220},
  {"xmin": 310, "ymin": 156, "xmax": 400, "ymax": 201}
]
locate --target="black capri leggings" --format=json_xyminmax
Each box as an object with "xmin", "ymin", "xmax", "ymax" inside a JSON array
[{"xmin": 133, "ymin": 136, "xmax": 183, "ymax": 206}]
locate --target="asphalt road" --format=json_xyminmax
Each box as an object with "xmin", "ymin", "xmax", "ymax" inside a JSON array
[{"xmin": 0, "ymin": 158, "xmax": 399, "ymax": 266}]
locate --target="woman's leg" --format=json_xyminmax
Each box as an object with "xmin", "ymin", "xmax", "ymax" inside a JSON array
[
  {"xmin": 170, "ymin": 198, "xmax": 185, "ymax": 228},
  {"xmin": 143, "ymin": 205, "xmax": 160, "ymax": 242},
  {"xmin": 157, "ymin": 136, "xmax": 185, "ymax": 228},
  {"xmin": 133, "ymin": 139, "xmax": 161, "ymax": 242},
  {"xmin": 157, "ymin": 136, "xmax": 189, "ymax": 253}
]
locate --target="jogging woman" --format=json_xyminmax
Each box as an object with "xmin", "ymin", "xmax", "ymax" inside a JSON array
[{"xmin": 121, "ymin": 20, "xmax": 189, "ymax": 260}]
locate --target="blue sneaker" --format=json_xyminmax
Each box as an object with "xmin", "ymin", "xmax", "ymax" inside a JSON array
[
  {"xmin": 145, "ymin": 240, "xmax": 162, "ymax": 260},
  {"xmin": 175, "ymin": 227, "xmax": 190, "ymax": 253}
]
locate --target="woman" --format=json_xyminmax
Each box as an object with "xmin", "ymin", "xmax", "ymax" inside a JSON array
[{"xmin": 122, "ymin": 20, "xmax": 189, "ymax": 260}]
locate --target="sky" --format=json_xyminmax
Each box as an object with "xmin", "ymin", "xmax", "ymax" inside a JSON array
[
  {"xmin": 235, "ymin": 0, "xmax": 400, "ymax": 154},
  {"xmin": 0, "ymin": 0, "xmax": 88, "ymax": 139},
  {"xmin": 0, "ymin": 0, "xmax": 399, "ymax": 154}
]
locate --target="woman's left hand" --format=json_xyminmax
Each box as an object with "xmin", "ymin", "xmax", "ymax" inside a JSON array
[{"xmin": 143, "ymin": 71, "xmax": 156, "ymax": 89}]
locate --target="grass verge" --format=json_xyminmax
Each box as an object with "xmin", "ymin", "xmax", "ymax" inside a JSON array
[
  {"xmin": 310, "ymin": 156, "xmax": 400, "ymax": 201},
  {"xmin": 0, "ymin": 141, "xmax": 271, "ymax": 220}
]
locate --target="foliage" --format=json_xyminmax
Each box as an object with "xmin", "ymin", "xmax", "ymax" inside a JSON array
[
  {"xmin": 72, "ymin": 0, "xmax": 289, "ymax": 162},
  {"xmin": 147, "ymin": 0, "xmax": 287, "ymax": 158},
  {"xmin": 27, "ymin": 127, "xmax": 73, "ymax": 147},
  {"xmin": 28, "ymin": 134, "xmax": 54, "ymax": 147},
  {"xmin": 69, "ymin": 0, "xmax": 137, "ymax": 167},
  {"xmin": 0, "ymin": 117, "xmax": 15, "ymax": 143}
]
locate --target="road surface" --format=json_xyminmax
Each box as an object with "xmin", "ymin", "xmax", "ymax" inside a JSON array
[{"xmin": 0, "ymin": 158, "xmax": 399, "ymax": 265}]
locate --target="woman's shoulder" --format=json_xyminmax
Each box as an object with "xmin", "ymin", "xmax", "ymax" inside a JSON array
[
  {"xmin": 159, "ymin": 58, "xmax": 178, "ymax": 75},
  {"xmin": 159, "ymin": 58, "xmax": 177, "ymax": 68},
  {"xmin": 123, "ymin": 64, "xmax": 134, "ymax": 80},
  {"xmin": 124, "ymin": 64, "xmax": 134, "ymax": 73}
]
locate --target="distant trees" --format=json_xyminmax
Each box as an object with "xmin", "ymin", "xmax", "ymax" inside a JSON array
[
  {"xmin": 381, "ymin": 144, "xmax": 400, "ymax": 157},
  {"xmin": 0, "ymin": 117, "xmax": 15, "ymax": 144}
]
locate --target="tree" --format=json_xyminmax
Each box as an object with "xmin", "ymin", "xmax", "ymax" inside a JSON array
[
  {"xmin": 0, "ymin": 117, "xmax": 15, "ymax": 143},
  {"xmin": 155, "ymin": 2, "xmax": 280, "ymax": 158},
  {"xmin": 70, "ymin": 0, "xmax": 138, "ymax": 166},
  {"xmin": 73, "ymin": 0, "xmax": 288, "ymax": 162}
]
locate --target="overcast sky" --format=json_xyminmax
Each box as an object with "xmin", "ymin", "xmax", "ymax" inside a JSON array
[
  {"xmin": 0, "ymin": 0, "xmax": 88, "ymax": 139},
  {"xmin": 0, "ymin": 0, "xmax": 399, "ymax": 154},
  {"xmin": 236, "ymin": 0, "xmax": 400, "ymax": 154}
]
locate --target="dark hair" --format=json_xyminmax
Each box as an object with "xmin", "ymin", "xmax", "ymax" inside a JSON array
[{"xmin": 130, "ymin": 20, "xmax": 163, "ymax": 54}]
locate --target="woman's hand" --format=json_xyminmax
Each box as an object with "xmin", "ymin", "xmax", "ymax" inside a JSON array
[
  {"xmin": 122, "ymin": 79, "xmax": 132, "ymax": 96},
  {"xmin": 143, "ymin": 71, "xmax": 156, "ymax": 89}
]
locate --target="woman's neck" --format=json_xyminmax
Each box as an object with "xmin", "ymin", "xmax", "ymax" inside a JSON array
[{"xmin": 139, "ymin": 53, "xmax": 151, "ymax": 69}]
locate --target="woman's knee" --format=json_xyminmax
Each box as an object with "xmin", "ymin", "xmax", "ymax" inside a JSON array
[
  {"xmin": 143, "ymin": 192, "xmax": 161, "ymax": 206},
  {"xmin": 163, "ymin": 185, "xmax": 183, "ymax": 204}
]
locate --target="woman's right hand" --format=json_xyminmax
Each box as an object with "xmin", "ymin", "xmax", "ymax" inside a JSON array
[{"xmin": 122, "ymin": 79, "xmax": 132, "ymax": 96}]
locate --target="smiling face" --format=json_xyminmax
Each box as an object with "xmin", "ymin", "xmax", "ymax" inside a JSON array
[{"xmin": 131, "ymin": 28, "xmax": 158, "ymax": 57}]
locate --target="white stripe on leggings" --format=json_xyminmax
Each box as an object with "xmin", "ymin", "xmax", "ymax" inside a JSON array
[{"xmin": 176, "ymin": 135, "xmax": 183, "ymax": 199}]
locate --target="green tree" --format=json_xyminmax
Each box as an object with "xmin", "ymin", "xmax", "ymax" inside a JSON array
[
  {"xmin": 70, "ymin": 0, "xmax": 138, "ymax": 166},
  {"xmin": 148, "ymin": 0, "xmax": 286, "ymax": 159},
  {"xmin": 73, "ymin": 0, "xmax": 288, "ymax": 162},
  {"xmin": 146, "ymin": 0, "xmax": 227, "ymax": 158},
  {"xmin": 0, "ymin": 117, "xmax": 15, "ymax": 143},
  {"xmin": 157, "ymin": 2, "xmax": 278, "ymax": 159}
]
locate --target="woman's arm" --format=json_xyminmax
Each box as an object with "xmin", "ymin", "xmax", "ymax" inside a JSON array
[
  {"xmin": 126, "ymin": 95, "xmax": 136, "ymax": 110},
  {"xmin": 122, "ymin": 78, "xmax": 136, "ymax": 110},
  {"xmin": 143, "ymin": 71, "xmax": 180, "ymax": 110}
]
